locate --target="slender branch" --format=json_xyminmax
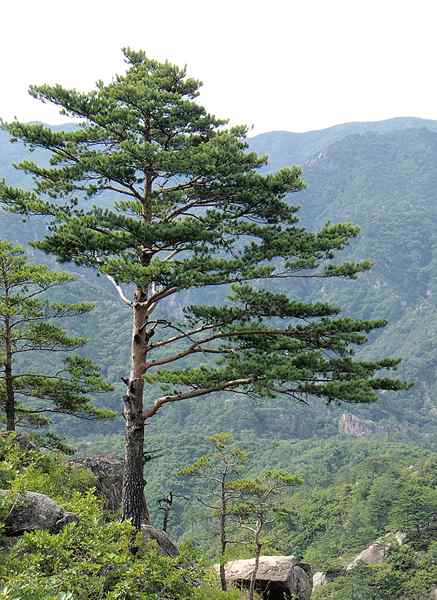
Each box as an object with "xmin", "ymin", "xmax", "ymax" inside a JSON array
[
  {"xmin": 106, "ymin": 275, "xmax": 132, "ymax": 306},
  {"xmin": 16, "ymin": 408, "xmax": 102, "ymax": 420},
  {"xmin": 142, "ymin": 286, "xmax": 178, "ymax": 315},
  {"xmin": 146, "ymin": 345, "xmax": 232, "ymax": 370},
  {"xmin": 148, "ymin": 323, "xmax": 216, "ymax": 351},
  {"xmin": 143, "ymin": 377, "xmax": 253, "ymax": 419}
]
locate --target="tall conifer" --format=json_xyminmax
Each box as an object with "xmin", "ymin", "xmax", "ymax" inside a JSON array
[
  {"xmin": 0, "ymin": 241, "xmax": 113, "ymax": 433},
  {"xmin": 0, "ymin": 49, "xmax": 406, "ymax": 527}
]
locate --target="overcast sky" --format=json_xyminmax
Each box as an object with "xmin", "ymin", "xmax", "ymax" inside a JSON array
[{"xmin": 2, "ymin": 0, "xmax": 436, "ymax": 135}]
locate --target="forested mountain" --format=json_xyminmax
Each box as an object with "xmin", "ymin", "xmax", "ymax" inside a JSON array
[
  {"xmin": 1, "ymin": 117, "xmax": 437, "ymax": 598},
  {"xmin": 2, "ymin": 117, "xmax": 436, "ymax": 443}
]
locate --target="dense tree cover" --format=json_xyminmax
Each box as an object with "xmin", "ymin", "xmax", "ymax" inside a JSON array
[
  {"xmin": 274, "ymin": 448, "xmax": 437, "ymax": 599},
  {"xmin": 0, "ymin": 241, "xmax": 113, "ymax": 435},
  {"xmin": 1, "ymin": 120, "xmax": 437, "ymax": 447},
  {"xmin": 1, "ymin": 435, "xmax": 436, "ymax": 599},
  {"xmin": 0, "ymin": 437, "xmax": 238, "ymax": 600},
  {"xmin": 0, "ymin": 50, "xmax": 407, "ymax": 530}
]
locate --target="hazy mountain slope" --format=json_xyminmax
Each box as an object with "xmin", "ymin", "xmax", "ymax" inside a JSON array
[
  {"xmin": 1, "ymin": 118, "xmax": 437, "ymax": 445},
  {"xmin": 250, "ymin": 116, "xmax": 437, "ymax": 169}
]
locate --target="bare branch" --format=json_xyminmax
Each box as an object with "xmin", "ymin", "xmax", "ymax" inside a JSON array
[
  {"xmin": 106, "ymin": 275, "xmax": 132, "ymax": 306},
  {"xmin": 143, "ymin": 377, "xmax": 253, "ymax": 419}
]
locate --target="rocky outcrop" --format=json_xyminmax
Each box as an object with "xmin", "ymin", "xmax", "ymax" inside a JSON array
[
  {"xmin": 218, "ymin": 555, "xmax": 312, "ymax": 600},
  {"xmin": 346, "ymin": 542, "xmax": 388, "ymax": 570},
  {"xmin": 339, "ymin": 413, "xmax": 389, "ymax": 437},
  {"xmin": 0, "ymin": 431, "xmax": 39, "ymax": 451},
  {"xmin": 312, "ymin": 572, "xmax": 327, "ymax": 588},
  {"xmin": 1, "ymin": 490, "xmax": 78, "ymax": 535},
  {"xmin": 141, "ymin": 525, "xmax": 178, "ymax": 557},
  {"xmin": 312, "ymin": 570, "xmax": 341, "ymax": 589},
  {"xmin": 431, "ymin": 585, "xmax": 437, "ymax": 599},
  {"xmin": 70, "ymin": 455, "xmax": 123, "ymax": 512},
  {"xmin": 314, "ymin": 533, "xmax": 406, "ymax": 589}
]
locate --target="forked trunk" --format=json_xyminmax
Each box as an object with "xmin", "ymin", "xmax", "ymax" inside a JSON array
[{"xmin": 122, "ymin": 291, "xmax": 150, "ymax": 528}]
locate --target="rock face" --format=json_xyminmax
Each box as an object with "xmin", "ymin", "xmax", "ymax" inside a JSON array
[
  {"xmin": 312, "ymin": 569, "xmax": 343, "ymax": 590},
  {"xmin": 1, "ymin": 491, "xmax": 78, "ymax": 535},
  {"xmin": 141, "ymin": 525, "xmax": 178, "ymax": 557},
  {"xmin": 339, "ymin": 413, "xmax": 386, "ymax": 437},
  {"xmin": 312, "ymin": 571, "xmax": 327, "ymax": 588},
  {"xmin": 431, "ymin": 585, "xmax": 437, "ymax": 599},
  {"xmin": 314, "ymin": 534, "xmax": 406, "ymax": 589},
  {"xmin": 70, "ymin": 455, "xmax": 123, "ymax": 511},
  {"xmin": 346, "ymin": 542, "xmax": 389, "ymax": 570},
  {"xmin": 219, "ymin": 555, "xmax": 312, "ymax": 600}
]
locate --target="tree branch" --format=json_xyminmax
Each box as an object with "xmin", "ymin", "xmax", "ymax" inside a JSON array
[
  {"xmin": 143, "ymin": 377, "xmax": 253, "ymax": 419},
  {"xmin": 106, "ymin": 275, "xmax": 132, "ymax": 306}
]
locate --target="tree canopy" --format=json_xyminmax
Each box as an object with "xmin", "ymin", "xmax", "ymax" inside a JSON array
[
  {"xmin": 0, "ymin": 48, "xmax": 408, "ymax": 526},
  {"xmin": 0, "ymin": 241, "xmax": 113, "ymax": 434}
]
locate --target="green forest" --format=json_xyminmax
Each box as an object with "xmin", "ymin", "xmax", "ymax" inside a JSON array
[{"xmin": 0, "ymin": 50, "xmax": 436, "ymax": 599}]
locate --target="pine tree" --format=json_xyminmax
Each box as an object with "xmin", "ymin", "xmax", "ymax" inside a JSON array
[
  {"xmin": 178, "ymin": 432, "xmax": 248, "ymax": 591},
  {"xmin": 0, "ymin": 49, "xmax": 407, "ymax": 528},
  {"xmin": 230, "ymin": 470, "xmax": 302, "ymax": 600},
  {"xmin": 0, "ymin": 241, "xmax": 113, "ymax": 433}
]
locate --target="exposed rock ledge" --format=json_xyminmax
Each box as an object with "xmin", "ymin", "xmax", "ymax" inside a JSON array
[
  {"xmin": 0, "ymin": 490, "xmax": 78, "ymax": 536},
  {"xmin": 217, "ymin": 555, "xmax": 312, "ymax": 600},
  {"xmin": 339, "ymin": 413, "xmax": 391, "ymax": 437},
  {"xmin": 69, "ymin": 454, "xmax": 124, "ymax": 512},
  {"xmin": 313, "ymin": 532, "xmax": 407, "ymax": 590}
]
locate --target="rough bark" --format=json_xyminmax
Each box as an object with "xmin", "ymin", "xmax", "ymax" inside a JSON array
[
  {"xmin": 248, "ymin": 519, "xmax": 263, "ymax": 600},
  {"xmin": 4, "ymin": 316, "xmax": 15, "ymax": 432},
  {"xmin": 219, "ymin": 472, "xmax": 228, "ymax": 591},
  {"xmin": 121, "ymin": 292, "xmax": 149, "ymax": 528},
  {"xmin": 121, "ymin": 147, "xmax": 153, "ymax": 530}
]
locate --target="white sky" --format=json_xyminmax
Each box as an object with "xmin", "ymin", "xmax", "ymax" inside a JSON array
[{"xmin": 1, "ymin": 0, "xmax": 437, "ymax": 135}]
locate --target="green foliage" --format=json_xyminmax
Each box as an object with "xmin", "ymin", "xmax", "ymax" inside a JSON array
[
  {"xmin": 0, "ymin": 49, "xmax": 406, "ymax": 422},
  {"xmin": 0, "ymin": 435, "xmax": 95, "ymax": 508},
  {"xmin": 0, "ymin": 439, "xmax": 238, "ymax": 600},
  {"xmin": 0, "ymin": 240, "xmax": 114, "ymax": 433},
  {"xmin": 230, "ymin": 469, "xmax": 301, "ymax": 521},
  {"xmin": 178, "ymin": 432, "xmax": 248, "ymax": 479},
  {"xmin": 1, "ymin": 498, "xmax": 204, "ymax": 599}
]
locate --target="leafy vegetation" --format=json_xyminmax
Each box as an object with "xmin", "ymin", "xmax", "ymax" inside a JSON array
[
  {"xmin": 0, "ymin": 50, "xmax": 407, "ymax": 531},
  {"xmin": 0, "ymin": 241, "xmax": 114, "ymax": 434},
  {"xmin": 0, "ymin": 436, "xmax": 237, "ymax": 600},
  {"xmin": 0, "ymin": 52, "xmax": 437, "ymax": 596}
]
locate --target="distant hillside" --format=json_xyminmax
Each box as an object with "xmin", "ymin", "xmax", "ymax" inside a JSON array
[
  {"xmin": 1, "ymin": 117, "xmax": 437, "ymax": 448},
  {"xmin": 250, "ymin": 117, "xmax": 437, "ymax": 169}
]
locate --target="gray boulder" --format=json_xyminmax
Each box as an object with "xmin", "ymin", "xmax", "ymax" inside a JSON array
[
  {"xmin": 217, "ymin": 555, "xmax": 312, "ymax": 600},
  {"xmin": 346, "ymin": 542, "xmax": 388, "ymax": 570},
  {"xmin": 0, "ymin": 431, "xmax": 39, "ymax": 451},
  {"xmin": 141, "ymin": 525, "xmax": 179, "ymax": 557},
  {"xmin": 312, "ymin": 569, "xmax": 343, "ymax": 589},
  {"xmin": 312, "ymin": 571, "xmax": 327, "ymax": 588},
  {"xmin": 1, "ymin": 490, "xmax": 78, "ymax": 535},
  {"xmin": 70, "ymin": 455, "xmax": 123, "ymax": 512}
]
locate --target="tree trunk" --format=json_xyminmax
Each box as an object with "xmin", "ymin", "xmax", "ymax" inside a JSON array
[
  {"xmin": 248, "ymin": 520, "xmax": 262, "ymax": 600},
  {"xmin": 121, "ymin": 290, "xmax": 149, "ymax": 528},
  {"xmin": 4, "ymin": 318, "xmax": 15, "ymax": 432},
  {"xmin": 219, "ymin": 474, "xmax": 228, "ymax": 591}
]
